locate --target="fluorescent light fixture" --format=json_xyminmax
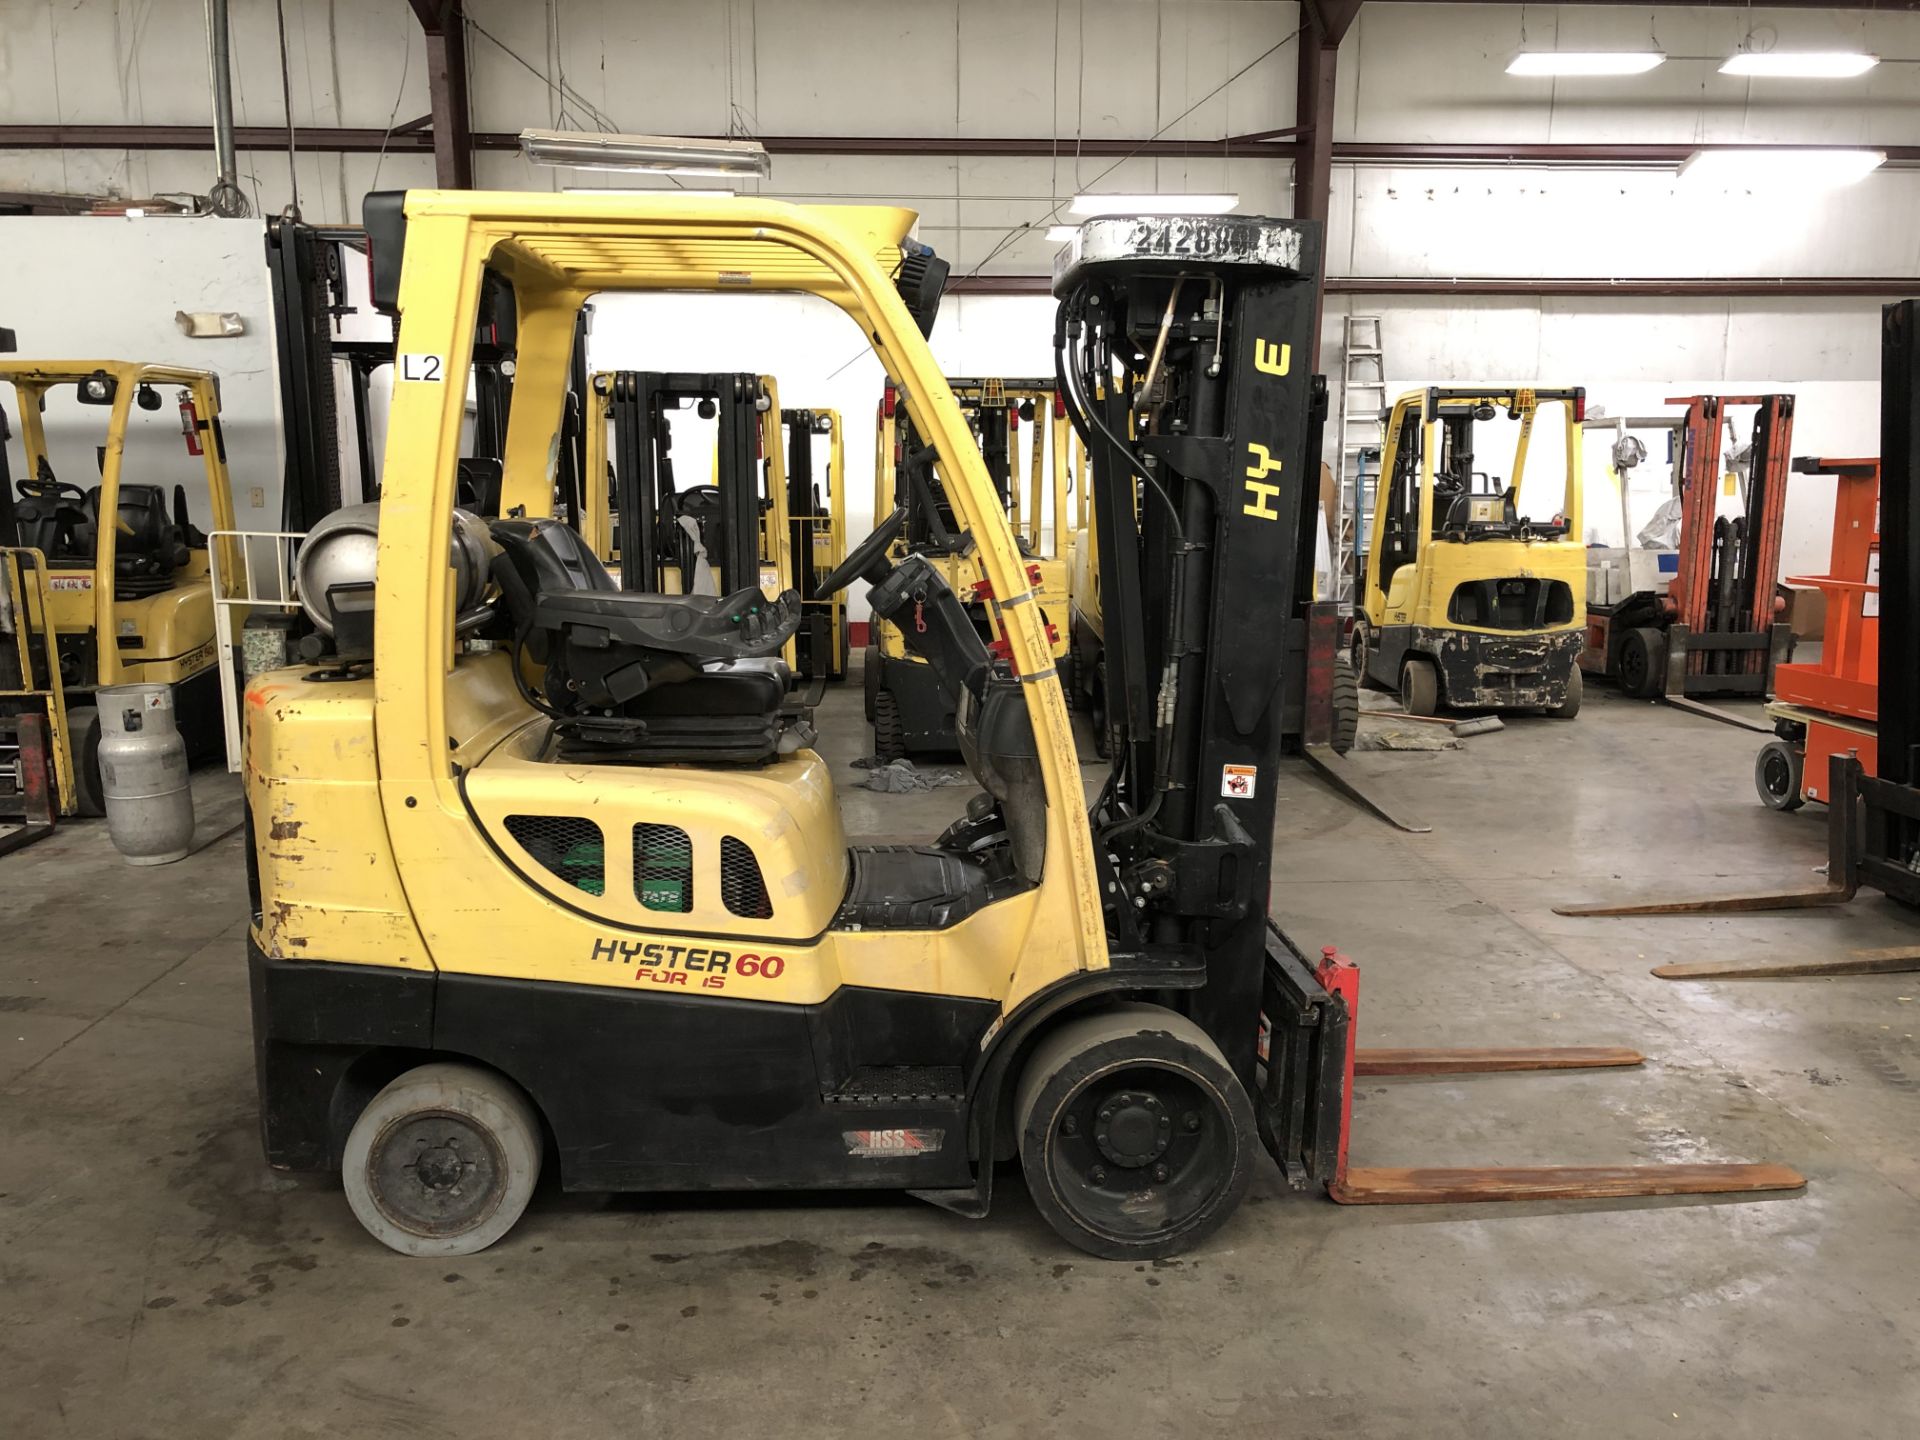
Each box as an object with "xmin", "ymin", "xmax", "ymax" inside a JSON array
[
  {"xmin": 563, "ymin": 186, "xmax": 736, "ymax": 198},
  {"xmin": 1680, "ymin": 147, "xmax": 1885, "ymax": 188},
  {"xmin": 1069, "ymin": 192, "xmax": 1238, "ymax": 217},
  {"xmin": 519, "ymin": 128, "xmax": 772, "ymax": 178},
  {"xmin": 1046, "ymin": 225, "xmax": 1080, "ymax": 242},
  {"xmin": 1720, "ymin": 52, "xmax": 1878, "ymax": 79},
  {"xmin": 1507, "ymin": 52, "xmax": 1664, "ymax": 76}
]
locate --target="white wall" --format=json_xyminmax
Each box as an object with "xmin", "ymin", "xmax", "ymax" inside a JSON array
[{"xmin": 0, "ymin": 216, "xmax": 282, "ymax": 527}]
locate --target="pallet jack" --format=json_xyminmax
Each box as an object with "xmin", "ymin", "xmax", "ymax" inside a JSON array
[
  {"xmin": 241, "ymin": 187, "xmax": 1797, "ymax": 1262},
  {"xmin": 1558, "ymin": 301, "xmax": 1920, "ymax": 982}
]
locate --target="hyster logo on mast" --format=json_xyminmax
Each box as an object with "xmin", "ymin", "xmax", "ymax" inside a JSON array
[{"xmin": 1243, "ymin": 443, "xmax": 1284, "ymax": 521}]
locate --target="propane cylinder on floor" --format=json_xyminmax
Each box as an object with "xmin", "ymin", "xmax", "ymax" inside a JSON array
[{"xmin": 96, "ymin": 683, "xmax": 195, "ymax": 865}]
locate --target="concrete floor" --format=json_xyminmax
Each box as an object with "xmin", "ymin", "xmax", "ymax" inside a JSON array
[{"xmin": 4, "ymin": 675, "xmax": 1919, "ymax": 1439}]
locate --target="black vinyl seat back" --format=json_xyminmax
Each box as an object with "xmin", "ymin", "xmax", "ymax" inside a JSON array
[
  {"xmin": 456, "ymin": 458, "xmax": 505, "ymax": 517},
  {"xmin": 12, "ymin": 482, "xmax": 93, "ymax": 564},
  {"xmin": 89, "ymin": 484, "xmax": 189, "ymax": 596}
]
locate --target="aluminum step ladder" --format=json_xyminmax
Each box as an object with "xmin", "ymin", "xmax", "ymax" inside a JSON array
[{"xmin": 1335, "ymin": 314, "xmax": 1386, "ymax": 609}]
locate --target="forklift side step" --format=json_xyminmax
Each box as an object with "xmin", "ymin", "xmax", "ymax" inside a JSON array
[
  {"xmin": 1355, "ymin": 1045, "xmax": 1643, "ymax": 1076},
  {"xmin": 1555, "ymin": 882, "xmax": 1854, "ymax": 916},
  {"xmin": 1330, "ymin": 1162, "xmax": 1806, "ymax": 1205},
  {"xmin": 1652, "ymin": 947, "xmax": 1920, "ymax": 981}
]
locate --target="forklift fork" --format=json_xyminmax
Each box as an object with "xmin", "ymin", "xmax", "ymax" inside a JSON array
[
  {"xmin": 1555, "ymin": 749, "xmax": 1864, "ymax": 918},
  {"xmin": 1262, "ymin": 937, "xmax": 1804, "ymax": 1206}
]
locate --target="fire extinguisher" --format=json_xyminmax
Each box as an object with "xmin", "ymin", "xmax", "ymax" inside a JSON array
[{"xmin": 178, "ymin": 393, "xmax": 203, "ymax": 457}]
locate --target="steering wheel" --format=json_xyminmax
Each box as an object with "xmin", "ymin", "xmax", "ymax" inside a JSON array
[
  {"xmin": 815, "ymin": 506, "xmax": 906, "ymax": 598},
  {"xmin": 17, "ymin": 477, "xmax": 88, "ymax": 505}
]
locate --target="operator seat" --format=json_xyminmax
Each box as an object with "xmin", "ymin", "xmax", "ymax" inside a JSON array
[
  {"xmin": 89, "ymin": 484, "xmax": 190, "ymax": 597},
  {"xmin": 488, "ymin": 515, "xmax": 812, "ymax": 765}
]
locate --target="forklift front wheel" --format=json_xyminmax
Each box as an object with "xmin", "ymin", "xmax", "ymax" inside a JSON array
[
  {"xmin": 1015, "ymin": 1004, "xmax": 1256, "ymax": 1261},
  {"xmin": 862, "ymin": 644, "xmax": 881, "ymax": 722},
  {"xmin": 342, "ymin": 1063, "xmax": 544, "ymax": 1258},
  {"xmin": 1755, "ymin": 739, "xmax": 1806, "ymax": 812},
  {"xmin": 1549, "ymin": 667, "xmax": 1583, "ymax": 720},
  {"xmin": 65, "ymin": 705, "xmax": 106, "ymax": 817},
  {"xmin": 1331, "ymin": 654, "xmax": 1360, "ymax": 754},
  {"xmin": 872, "ymin": 688, "xmax": 906, "ymax": 764},
  {"xmin": 1619, "ymin": 627, "xmax": 1667, "ymax": 699},
  {"xmin": 1400, "ymin": 658, "xmax": 1440, "ymax": 717}
]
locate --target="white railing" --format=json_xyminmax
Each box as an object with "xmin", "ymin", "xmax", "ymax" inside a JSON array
[{"xmin": 208, "ymin": 531, "xmax": 306, "ymax": 773}]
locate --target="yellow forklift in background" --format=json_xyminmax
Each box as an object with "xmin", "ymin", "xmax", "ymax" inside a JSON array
[
  {"xmin": 781, "ymin": 406, "xmax": 848, "ymax": 682},
  {"xmin": 1, "ymin": 361, "xmax": 238, "ymax": 834},
  {"xmin": 866, "ymin": 376, "xmax": 1074, "ymax": 758},
  {"xmin": 1353, "ymin": 387, "xmax": 1587, "ymax": 718},
  {"xmin": 579, "ymin": 370, "xmax": 846, "ymax": 680}
]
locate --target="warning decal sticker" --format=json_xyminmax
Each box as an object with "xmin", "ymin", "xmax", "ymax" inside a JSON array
[{"xmin": 1221, "ymin": 763, "xmax": 1257, "ymax": 799}]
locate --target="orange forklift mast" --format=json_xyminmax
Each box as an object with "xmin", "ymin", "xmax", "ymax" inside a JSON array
[{"xmin": 1664, "ymin": 394, "xmax": 1796, "ymax": 696}]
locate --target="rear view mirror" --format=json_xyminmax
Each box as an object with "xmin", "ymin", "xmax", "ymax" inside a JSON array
[{"xmin": 136, "ymin": 385, "xmax": 162, "ymax": 412}]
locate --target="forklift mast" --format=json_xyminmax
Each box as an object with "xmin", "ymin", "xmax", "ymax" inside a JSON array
[
  {"xmin": 606, "ymin": 372, "xmax": 762, "ymax": 595},
  {"xmin": 271, "ymin": 218, "xmax": 523, "ymax": 526},
  {"xmin": 1055, "ymin": 217, "xmax": 1326, "ymax": 1086}
]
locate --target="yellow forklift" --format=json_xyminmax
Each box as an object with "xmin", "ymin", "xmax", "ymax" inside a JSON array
[
  {"xmin": 782, "ymin": 405, "xmax": 848, "ymax": 682},
  {"xmin": 241, "ymin": 189, "xmax": 1797, "ymax": 1260},
  {"xmin": 1353, "ymin": 387, "xmax": 1587, "ymax": 717},
  {"xmin": 1, "ymin": 360, "xmax": 238, "ymax": 834},
  {"xmin": 866, "ymin": 376, "xmax": 1074, "ymax": 759}
]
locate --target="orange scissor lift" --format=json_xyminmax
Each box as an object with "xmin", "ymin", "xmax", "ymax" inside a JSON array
[{"xmin": 1754, "ymin": 457, "xmax": 1881, "ymax": 812}]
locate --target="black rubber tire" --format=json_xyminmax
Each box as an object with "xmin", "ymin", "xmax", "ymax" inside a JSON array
[
  {"xmin": 872, "ymin": 686, "xmax": 906, "ymax": 763},
  {"xmin": 1755, "ymin": 738, "xmax": 1806, "ymax": 811},
  {"xmin": 342, "ymin": 1062, "xmax": 543, "ymax": 1257},
  {"xmin": 1619, "ymin": 627, "xmax": 1668, "ymax": 699},
  {"xmin": 64, "ymin": 705, "xmax": 106, "ymax": 817},
  {"xmin": 862, "ymin": 644, "xmax": 882, "ymax": 722},
  {"xmin": 1349, "ymin": 621, "xmax": 1373, "ymax": 691},
  {"xmin": 1549, "ymin": 667, "xmax": 1583, "ymax": 720},
  {"xmin": 1331, "ymin": 653, "xmax": 1360, "ymax": 754},
  {"xmin": 1016, "ymin": 1004, "xmax": 1257, "ymax": 1261},
  {"xmin": 1400, "ymin": 657, "xmax": 1440, "ymax": 717}
]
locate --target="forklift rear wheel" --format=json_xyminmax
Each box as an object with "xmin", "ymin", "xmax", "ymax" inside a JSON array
[
  {"xmin": 872, "ymin": 687, "xmax": 906, "ymax": 763},
  {"xmin": 65, "ymin": 706, "xmax": 106, "ymax": 817},
  {"xmin": 1331, "ymin": 654, "xmax": 1360, "ymax": 754},
  {"xmin": 1548, "ymin": 668, "xmax": 1582, "ymax": 720},
  {"xmin": 1400, "ymin": 658, "xmax": 1439, "ymax": 717},
  {"xmin": 1619, "ymin": 628, "xmax": 1667, "ymax": 699},
  {"xmin": 342, "ymin": 1063, "xmax": 543, "ymax": 1258},
  {"xmin": 1015, "ymin": 1004, "xmax": 1256, "ymax": 1261},
  {"xmin": 1755, "ymin": 739, "xmax": 1806, "ymax": 812}
]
